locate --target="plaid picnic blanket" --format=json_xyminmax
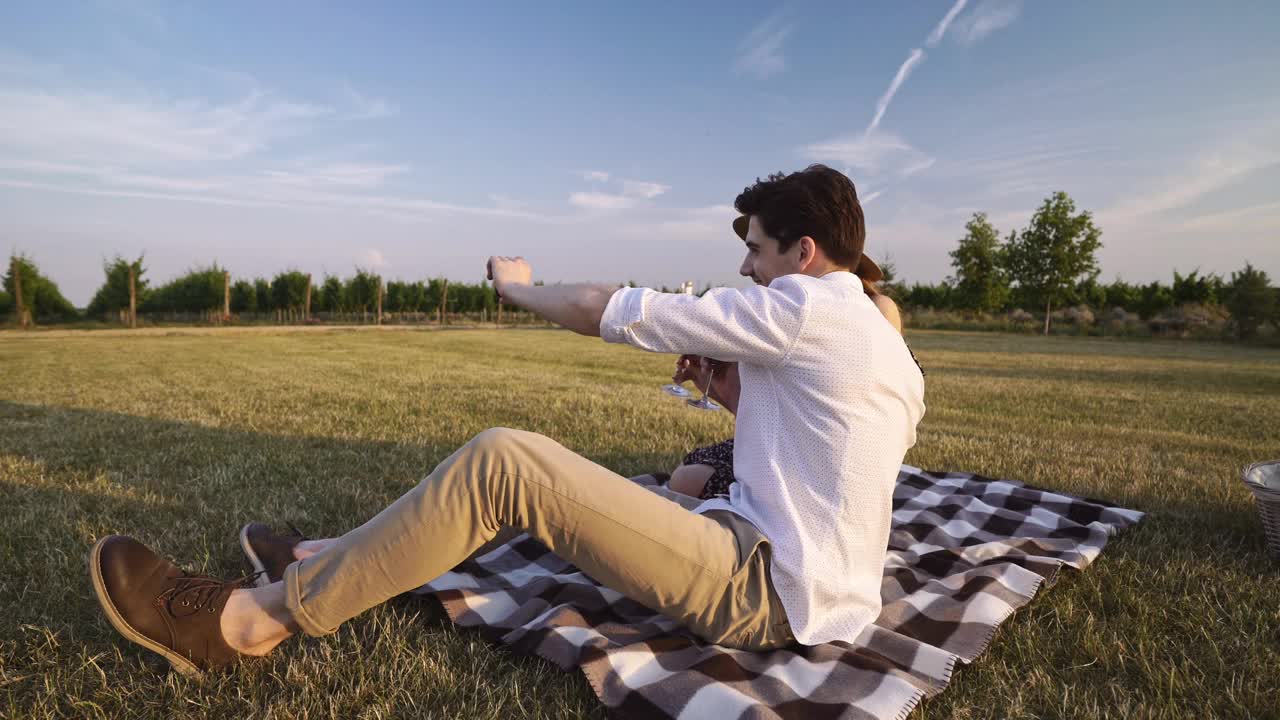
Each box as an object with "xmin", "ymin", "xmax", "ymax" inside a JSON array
[{"xmin": 414, "ymin": 465, "xmax": 1144, "ymax": 719}]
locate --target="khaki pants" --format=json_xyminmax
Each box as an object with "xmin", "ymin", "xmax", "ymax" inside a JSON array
[{"xmin": 283, "ymin": 428, "xmax": 793, "ymax": 650}]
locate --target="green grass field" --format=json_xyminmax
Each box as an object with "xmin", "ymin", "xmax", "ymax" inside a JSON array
[{"xmin": 1, "ymin": 327, "xmax": 1277, "ymax": 719}]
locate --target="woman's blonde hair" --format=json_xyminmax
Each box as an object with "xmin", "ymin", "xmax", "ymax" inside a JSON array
[{"xmin": 859, "ymin": 276, "xmax": 882, "ymax": 297}]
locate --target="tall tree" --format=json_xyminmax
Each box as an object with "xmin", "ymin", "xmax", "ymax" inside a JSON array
[
  {"xmin": 252, "ymin": 278, "xmax": 273, "ymax": 312},
  {"xmin": 270, "ymin": 270, "xmax": 311, "ymax": 311},
  {"xmin": 1136, "ymin": 281, "xmax": 1175, "ymax": 320},
  {"xmin": 904, "ymin": 282, "xmax": 954, "ymax": 310},
  {"xmin": 876, "ymin": 255, "xmax": 908, "ymax": 300},
  {"xmin": 1003, "ymin": 192, "xmax": 1103, "ymax": 334},
  {"xmin": 87, "ymin": 255, "xmax": 148, "ymax": 318},
  {"xmin": 426, "ymin": 278, "xmax": 447, "ymax": 311},
  {"xmin": 407, "ymin": 281, "xmax": 428, "ymax": 312},
  {"xmin": 1225, "ymin": 263, "xmax": 1275, "ymax": 340},
  {"xmin": 229, "ymin": 280, "xmax": 258, "ymax": 313},
  {"xmin": 316, "ymin": 275, "xmax": 343, "ymax": 312},
  {"xmin": 1171, "ymin": 269, "xmax": 1222, "ymax": 306},
  {"xmin": 1102, "ymin": 279, "xmax": 1141, "ymax": 312},
  {"xmin": 344, "ymin": 269, "xmax": 381, "ymax": 311},
  {"xmin": 385, "ymin": 280, "xmax": 408, "ymax": 312},
  {"xmin": 3, "ymin": 254, "xmax": 79, "ymax": 321},
  {"xmin": 141, "ymin": 265, "xmax": 225, "ymax": 313},
  {"xmin": 1074, "ymin": 277, "xmax": 1107, "ymax": 310},
  {"xmin": 948, "ymin": 213, "xmax": 1010, "ymax": 313},
  {"xmin": 480, "ymin": 280, "xmax": 497, "ymax": 315}
]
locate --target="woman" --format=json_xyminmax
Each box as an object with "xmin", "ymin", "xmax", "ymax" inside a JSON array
[{"xmin": 663, "ymin": 266, "xmax": 907, "ymax": 500}]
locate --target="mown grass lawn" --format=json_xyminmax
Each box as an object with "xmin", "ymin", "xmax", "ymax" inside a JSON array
[{"xmin": 1, "ymin": 327, "xmax": 1277, "ymax": 719}]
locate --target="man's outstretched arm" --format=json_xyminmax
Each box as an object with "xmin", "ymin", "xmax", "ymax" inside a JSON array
[{"xmin": 487, "ymin": 256, "xmax": 615, "ymax": 337}]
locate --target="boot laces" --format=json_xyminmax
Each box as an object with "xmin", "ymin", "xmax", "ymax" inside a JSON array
[{"xmin": 162, "ymin": 570, "xmax": 263, "ymax": 617}]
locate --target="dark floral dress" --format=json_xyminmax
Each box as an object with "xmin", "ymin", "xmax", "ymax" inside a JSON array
[
  {"xmin": 675, "ymin": 346, "xmax": 923, "ymax": 501},
  {"xmin": 681, "ymin": 438, "xmax": 736, "ymax": 500}
]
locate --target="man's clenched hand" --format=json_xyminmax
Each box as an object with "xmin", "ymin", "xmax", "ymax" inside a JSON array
[{"xmin": 486, "ymin": 256, "xmax": 533, "ymax": 302}]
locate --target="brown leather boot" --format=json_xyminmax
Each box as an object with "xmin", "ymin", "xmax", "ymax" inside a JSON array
[
  {"xmin": 238, "ymin": 522, "xmax": 306, "ymax": 586},
  {"xmin": 88, "ymin": 535, "xmax": 256, "ymax": 678}
]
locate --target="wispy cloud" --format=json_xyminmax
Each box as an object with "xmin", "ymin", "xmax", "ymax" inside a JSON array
[
  {"xmin": 900, "ymin": 156, "xmax": 937, "ymax": 177},
  {"xmin": 0, "ymin": 87, "xmax": 330, "ymax": 163},
  {"xmin": 925, "ymin": 142, "xmax": 1114, "ymax": 200},
  {"xmin": 488, "ymin": 194, "xmax": 529, "ymax": 211},
  {"xmin": 357, "ymin": 248, "xmax": 388, "ymax": 268},
  {"xmin": 616, "ymin": 204, "xmax": 739, "ymax": 243},
  {"xmin": 568, "ymin": 176, "xmax": 669, "ymax": 210},
  {"xmin": 1178, "ymin": 199, "xmax": 1280, "ymax": 235},
  {"xmin": 0, "ymin": 57, "xmax": 399, "ymax": 173},
  {"xmin": 734, "ymin": 12, "xmax": 793, "ymax": 80},
  {"xmin": 867, "ymin": 48, "xmax": 926, "ymax": 134},
  {"xmin": 0, "ymin": 158, "xmax": 226, "ymax": 191},
  {"xmin": 581, "ymin": 170, "xmax": 610, "ymax": 182},
  {"xmin": 799, "ymin": 0, "xmax": 1018, "ymax": 184},
  {"xmin": 262, "ymin": 163, "xmax": 410, "ymax": 188},
  {"xmin": 0, "ymin": 62, "xmax": 560, "ymax": 224},
  {"xmin": 341, "ymin": 84, "xmax": 397, "ymax": 120},
  {"xmin": 926, "ymin": 0, "xmax": 969, "ymax": 47},
  {"xmin": 801, "ymin": 131, "xmax": 930, "ymax": 175},
  {"xmin": 0, "ymin": 173, "xmax": 557, "ymax": 222},
  {"xmin": 1099, "ymin": 140, "xmax": 1280, "ymax": 229},
  {"xmin": 951, "ymin": 0, "xmax": 1021, "ymax": 46},
  {"xmin": 568, "ymin": 191, "xmax": 636, "ymax": 210},
  {"xmin": 621, "ymin": 180, "xmax": 670, "ymax": 199}
]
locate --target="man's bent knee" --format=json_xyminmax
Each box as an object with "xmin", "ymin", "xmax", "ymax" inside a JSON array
[
  {"xmin": 454, "ymin": 427, "xmax": 557, "ymax": 484},
  {"xmin": 467, "ymin": 427, "xmax": 539, "ymax": 456}
]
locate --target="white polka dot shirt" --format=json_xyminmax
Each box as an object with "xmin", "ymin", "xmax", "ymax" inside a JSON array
[{"xmin": 600, "ymin": 271, "xmax": 926, "ymax": 645}]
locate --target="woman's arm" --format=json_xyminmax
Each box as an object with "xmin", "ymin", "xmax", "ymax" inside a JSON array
[
  {"xmin": 667, "ymin": 464, "xmax": 714, "ymax": 498},
  {"xmin": 872, "ymin": 293, "xmax": 903, "ymax": 334}
]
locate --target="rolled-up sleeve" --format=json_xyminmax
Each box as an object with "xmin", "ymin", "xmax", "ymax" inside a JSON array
[
  {"xmin": 599, "ymin": 287, "xmax": 647, "ymax": 345},
  {"xmin": 598, "ymin": 277, "xmax": 810, "ymax": 367}
]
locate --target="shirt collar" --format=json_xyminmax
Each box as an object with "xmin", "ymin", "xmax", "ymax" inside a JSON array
[{"xmin": 817, "ymin": 270, "xmax": 859, "ymax": 284}]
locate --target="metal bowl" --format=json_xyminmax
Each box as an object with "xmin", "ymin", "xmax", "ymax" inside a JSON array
[
  {"xmin": 1243, "ymin": 460, "xmax": 1280, "ymax": 558},
  {"xmin": 1244, "ymin": 460, "xmax": 1280, "ymax": 494}
]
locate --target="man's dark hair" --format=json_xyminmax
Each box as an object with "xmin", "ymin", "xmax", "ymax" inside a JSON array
[{"xmin": 734, "ymin": 164, "xmax": 865, "ymax": 269}]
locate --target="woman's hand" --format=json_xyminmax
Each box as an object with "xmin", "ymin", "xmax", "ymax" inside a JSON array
[
  {"xmin": 672, "ymin": 354, "xmax": 705, "ymax": 387},
  {"xmin": 673, "ymin": 355, "xmax": 741, "ymax": 415}
]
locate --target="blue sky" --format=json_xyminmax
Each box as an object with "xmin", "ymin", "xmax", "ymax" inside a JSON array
[{"xmin": 1, "ymin": 0, "xmax": 1277, "ymax": 305}]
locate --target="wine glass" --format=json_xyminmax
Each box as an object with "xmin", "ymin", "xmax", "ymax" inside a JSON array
[
  {"xmin": 686, "ymin": 361, "xmax": 722, "ymax": 412},
  {"xmin": 660, "ymin": 355, "xmax": 693, "ymax": 398},
  {"xmin": 660, "ymin": 381, "xmax": 692, "ymax": 398}
]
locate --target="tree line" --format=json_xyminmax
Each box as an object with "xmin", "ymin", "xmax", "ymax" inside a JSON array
[
  {"xmin": 3, "ymin": 190, "xmax": 1277, "ymax": 340},
  {"xmin": 879, "ymin": 191, "xmax": 1277, "ymax": 340},
  {"xmin": 1, "ymin": 258, "xmax": 512, "ymax": 320}
]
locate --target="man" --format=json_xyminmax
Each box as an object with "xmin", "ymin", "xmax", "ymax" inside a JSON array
[{"xmin": 88, "ymin": 164, "xmax": 925, "ymax": 677}]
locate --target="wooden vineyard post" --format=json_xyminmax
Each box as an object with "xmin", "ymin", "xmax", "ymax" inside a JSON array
[
  {"xmin": 12, "ymin": 256, "xmax": 29, "ymax": 329},
  {"xmin": 496, "ymin": 298, "xmax": 503, "ymax": 327},
  {"xmin": 223, "ymin": 271, "xmax": 231, "ymax": 322},
  {"xmin": 376, "ymin": 279, "xmax": 384, "ymax": 325},
  {"xmin": 304, "ymin": 274, "xmax": 312, "ymax": 322},
  {"xmin": 128, "ymin": 265, "xmax": 137, "ymax": 328},
  {"xmin": 440, "ymin": 279, "xmax": 449, "ymax": 326}
]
